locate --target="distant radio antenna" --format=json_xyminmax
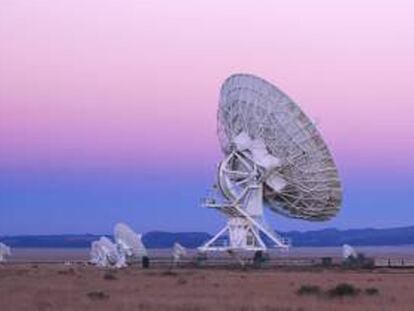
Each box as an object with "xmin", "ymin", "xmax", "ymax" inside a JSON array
[
  {"xmin": 89, "ymin": 237, "xmax": 124, "ymax": 268},
  {"xmin": 114, "ymin": 223, "xmax": 147, "ymax": 265},
  {"xmin": 172, "ymin": 242, "xmax": 187, "ymax": 266},
  {"xmin": 0, "ymin": 242, "xmax": 11, "ymax": 263},
  {"xmin": 199, "ymin": 74, "xmax": 342, "ymax": 254},
  {"xmin": 342, "ymin": 244, "xmax": 357, "ymax": 259}
]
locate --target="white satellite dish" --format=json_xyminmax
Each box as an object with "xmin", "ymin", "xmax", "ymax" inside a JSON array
[
  {"xmin": 89, "ymin": 237, "xmax": 124, "ymax": 268},
  {"xmin": 199, "ymin": 74, "xmax": 342, "ymax": 253},
  {"xmin": 114, "ymin": 223, "xmax": 147, "ymax": 265},
  {"xmin": 172, "ymin": 242, "xmax": 187, "ymax": 265},
  {"xmin": 90, "ymin": 240, "xmax": 104, "ymax": 265},
  {"xmin": 342, "ymin": 244, "xmax": 357, "ymax": 259},
  {"xmin": 0, "ymin": 242, "xmax": 11, "ymax": 263}
]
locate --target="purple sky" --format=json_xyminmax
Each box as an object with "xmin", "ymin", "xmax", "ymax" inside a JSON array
[{"xmin": 1, "ymin": 1, "xmax": 413, "ymax": 235}]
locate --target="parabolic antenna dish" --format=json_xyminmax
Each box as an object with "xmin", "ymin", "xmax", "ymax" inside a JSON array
[
  {"xmin": 217, "ymin": 74, "xmax": 342, "ymax": 220},
  {"xmin": 342, "ymin": 244, "xmax": 357, "ymax": 259},
  {"xmin": 114, "ymin": 223, "xmax": 147, "ymax": 262},
  {"xmin": 172, "ymin": 242, "xmax": 187, "ymax": 266},
  {"xmin": 90, "ymin": 237, "xmax": 123, "ymax": 268},
  {"xmin": 172, "ymin": 242, "xmax": 187, "ymax": 260}
]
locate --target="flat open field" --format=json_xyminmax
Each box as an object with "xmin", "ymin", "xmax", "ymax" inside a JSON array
[{"xmin": 1, "ymin": 264, "xmax": 414, "ymax": 311}]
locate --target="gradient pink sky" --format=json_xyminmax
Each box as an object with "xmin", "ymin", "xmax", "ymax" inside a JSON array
[{"xmin": 1, "ymin": 1, "xmax": 414, "ymax": 234}]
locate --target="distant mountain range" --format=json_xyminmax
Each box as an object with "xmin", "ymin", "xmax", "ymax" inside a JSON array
[{"xmin": 2, "ymin": 226, "xmax": 414, "ymax": 248}]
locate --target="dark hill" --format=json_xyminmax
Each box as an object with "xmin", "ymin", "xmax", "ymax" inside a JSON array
[{"xmin": 2, "ymin": 226, "xmax": 414, "ymax": 248}]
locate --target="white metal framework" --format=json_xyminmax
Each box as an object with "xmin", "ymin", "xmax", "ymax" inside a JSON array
[
  {"xmin": 199, "ymin": 74, "xmax": 342, "ymax": 254},
  {"xmin": 0, "ymin": 242, "xmax": 11, "ymax": 263},
  {"xmin": 172, "ymin": 242, "xmax": 187, "ymax": 265},
  {"xmin": 89, "ymin": 236, "xmax": 125, "ymax": 268},
  {"xmin": 199, "ymin": 151, "xmax": 290, "ymax": 252}
]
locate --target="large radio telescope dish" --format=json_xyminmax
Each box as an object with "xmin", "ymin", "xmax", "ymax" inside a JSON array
[
  {"xmin": 218, "ymin": 74, "xmax": 342, "ymax": 220},
  {"xmin": 200, "ymin": 73, "xmax": 342, "ymax": 253}
]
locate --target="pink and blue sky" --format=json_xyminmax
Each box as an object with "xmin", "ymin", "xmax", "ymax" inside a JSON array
[{"xmin": 1, "ymin": 0, "xmax": 413, "ymax": 234}]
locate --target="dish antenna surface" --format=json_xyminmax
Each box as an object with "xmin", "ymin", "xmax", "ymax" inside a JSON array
[
  {"xmin": 90, "ymin": 237, "xmax": 124, "ymax": 268},
  {"xmin": 199, "ymin": 74, "xmax": 342, "ymax": 253},
  {"xmin": 114, "ymin": 223, "xmax": 147, "ymax": 265},
  {"xmin": 342, "ymin": 244, "xmax": 357, "ymax": 259},
  {"xmin": 0, "ymin": 242, "xmax": 11, "ymax": 262}
]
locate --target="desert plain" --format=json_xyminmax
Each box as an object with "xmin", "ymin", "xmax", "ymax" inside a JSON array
[{"xmin": 1, "ymin": 263, "xmax": 414, "ymax": 311}]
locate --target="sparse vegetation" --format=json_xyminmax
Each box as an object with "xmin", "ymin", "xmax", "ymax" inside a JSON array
[
  {"xmin": 327, "ymin": 283, "xmax": 359, "ymax": 298},
  {"xmin": 87, "ymin": 291, "xmax": 109, "ymax": 301},
  {"xmin": 0, "ymin": 265, "xmax": 395, "ymax": 310},
  {"xmin": 177, "ymin": 277, "xmax": 187, "ymax": 285},
  {"xmin": 297, "ymin": 283, "xmax": 380, "ymax": 299},
  {"xmin": 103, "ymin": 272, "xmax": 117, "ymax": 280},
  {"xmin": 296, "ymin": 285, "xmax": 322, "ymax": 296},
  {"xmin": 57, "ymin": 268, "xmax": 75, "ymax": 275},
  {"xmin": 15, "ymin": 269, "xmax": 30, "ymax": 276},
  {"xmin": 365, "ymin": 287, "xmax": 379, "ymax": 296},
  {"xmin": 161, "ymin": 270, "xmax": 178, "ymax": 277}
]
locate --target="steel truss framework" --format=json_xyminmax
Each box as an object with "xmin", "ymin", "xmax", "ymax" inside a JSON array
[
  {"xmin": 199, "ymin": 173, "xmax": 290, "ymax": 252},
  {"xmin": 199, "ymin": 74, "xmax": 342, "ymax": 255}
]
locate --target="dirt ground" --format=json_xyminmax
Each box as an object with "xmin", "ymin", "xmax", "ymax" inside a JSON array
[{"xmin": 0, "ymin": 264, "xmax": 413, "ymax": 311}]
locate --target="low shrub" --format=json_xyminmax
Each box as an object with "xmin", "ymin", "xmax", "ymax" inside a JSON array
[
  {"xmin": 297, "ymin": 285, "xmax": 322, "ymax": 296},
  {"xmin": 161, "ymin": 270, "xmax": 178, "ymax": 277},
  {"xmin": 177, "ymin": 277, "xmax": 188, "ymax": 285},
  {"xmin": 365, "ymin": 287, "xmax": 379, "ymax": 296},
  {"xmin": 297, "ymin": 283, "xmax": 379, "ymax": 299},
  {"xmin": 103, "ymin": 272, "xmax": 117, "ymax": 280},
  {"xmin": 327, "ymin": 283, "xmax": 359, "ymax": 298},
  {"xmin": 87, "ymin": 291, "xmax": 109, "ymax": 301},
  {"xmin": 57, "ymin": 268, "xmax": 75, "ymax": 275}
]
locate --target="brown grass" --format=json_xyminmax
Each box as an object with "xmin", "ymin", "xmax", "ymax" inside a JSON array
[{"xmin": 0, "ymin": 264, "xmax": 413, "ymax": 310}]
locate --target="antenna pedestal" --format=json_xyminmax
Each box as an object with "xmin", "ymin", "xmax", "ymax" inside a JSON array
[
  {"xmin": 199, "ymin": 217, "xmax": 266, "ymax": 252},
  {"xmin": 199, "ymin": 185, "xmax": 289, "ymax": 253}
]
